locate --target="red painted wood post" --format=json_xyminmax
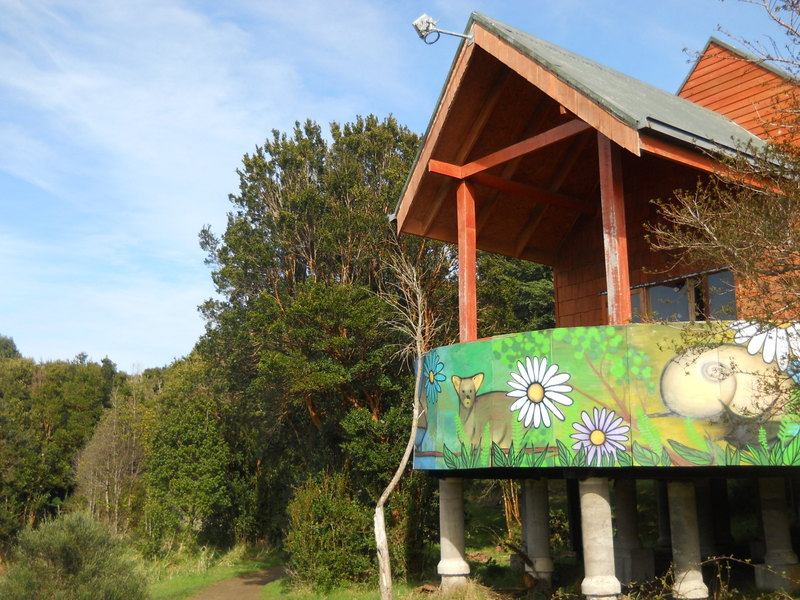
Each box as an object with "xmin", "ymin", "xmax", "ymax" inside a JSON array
[
  {"xmin": 457, "ymin": 180, "xmax": 478, "ymax": 342},
  {"xmin": 598, "ymin": 132, "xmax": 632, "ymax": 325}
]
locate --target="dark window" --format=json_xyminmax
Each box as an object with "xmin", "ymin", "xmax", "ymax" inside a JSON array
[{"xmin": 628, "ymin": 270, "xmax": 736, "ymax": 322}]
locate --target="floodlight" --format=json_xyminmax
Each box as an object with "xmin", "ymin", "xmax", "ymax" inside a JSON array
[{"xmin": 412, "ymin": 13, "xmax": 473, "ymax": 45}]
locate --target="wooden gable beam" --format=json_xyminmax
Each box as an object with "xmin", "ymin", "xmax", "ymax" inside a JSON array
[
  {"xmin": 460, "ymin": 119, "xmax": 591, "ymax": 178},
  {"xmin": 428, "ymin": 119, "xmax": 591, "ymax": 180}
]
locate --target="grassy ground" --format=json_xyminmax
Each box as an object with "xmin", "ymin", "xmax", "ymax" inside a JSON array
[{"xmin": 148, "ymin": 545, "xmax": 279, "ymax": 600}]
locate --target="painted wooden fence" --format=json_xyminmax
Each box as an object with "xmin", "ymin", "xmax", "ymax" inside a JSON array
[{"xmin": 413, "ymin": 322, "xmax": 800, "ymax": 470}]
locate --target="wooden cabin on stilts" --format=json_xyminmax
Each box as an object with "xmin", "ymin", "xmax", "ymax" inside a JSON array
[{"xmin": 395, "ymin": 13, "xmax": 800, "ymax": 599}]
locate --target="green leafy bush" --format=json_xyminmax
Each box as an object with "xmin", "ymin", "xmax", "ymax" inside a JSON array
[
  {"xmin": 0, "ymin": 512, "xmax": 148, "ymax": 600},
  {"xmin": 284, "ymin": 472, "xmax": 374, "ymax": 590}
]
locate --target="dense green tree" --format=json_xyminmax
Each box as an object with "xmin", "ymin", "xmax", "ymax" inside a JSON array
[
  {"xmin": 477, "ymin": 253, "xmax": 555, "ymax": 336},
  {"xmin": 0, "ymin": 335, "xmax": 21, "ymax": 359},
  {"xmin": 143, "ymin": 355, "xmax": 233, "ymax": 552},
  {"xmin": 74, "ymin": 373, "xmax": 155, "ymax": 534},
  {"xmin": 197, "ymin": 115, "xmax": 456, "ymax": 544},
  {"xmin": 0, "ymin": 358, "xmax": 110, "ymax": 547}
]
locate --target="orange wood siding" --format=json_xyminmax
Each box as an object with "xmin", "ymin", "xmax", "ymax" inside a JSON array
[
  {"xmin": 679, "ymin": 41, "xmax": 794, "ymax": 140},
  {"xmin": 553, "ymin": 155, "xmax": 707, "ymax": 327}
]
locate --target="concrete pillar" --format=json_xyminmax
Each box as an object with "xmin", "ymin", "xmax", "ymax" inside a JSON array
[
  {"xmin": 523, "ymin": 479, "xmax": 554, "ymax": 587},
  {"xmin": 438, "ymin": 478, "xmax": 469, "ymax": 590},
  {"xmin": 655, "ymin": 480, "xmax": 671, "ymax": 548},
  {"xmin": 755, "ymin": 477, "xmax": 800, "ymax": 592},
  {"xmin": 579, "ymin": 477, "xmax": 621, "ymax": 600},
  {"xmin": 613, "ymin": 479, "xmax": 654, "ymax": 584},
  {"xmin": 667, "ymin": 480, "xmax": 708, "ymax": 600},
  {"xmin": 694, "ymin": 479, "xmax": 715, "ymax": 558}
]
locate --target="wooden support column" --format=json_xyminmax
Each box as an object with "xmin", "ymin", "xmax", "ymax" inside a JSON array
[
  {"xmin": 597, "ymin": 133, "xmax": 632, "ymax": 325},
  {"xmin": 457, "ymin": 180, "xmax": 478, "ymax": 342}
]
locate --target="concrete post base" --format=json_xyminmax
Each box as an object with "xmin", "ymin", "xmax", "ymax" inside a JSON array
[
  {"xmin": 438, "ymin": 478, "xmax": 469, "ymax": 590},
  {"xmin": 580, "ymin": 477, "xmax": 621, "ymax": 600},
  {"xmin": 754, "ymin": 563, "xmax": 800, "ymax": 593},
  {"xmin": 668, "ymin": 480, "xmax": 708, "ymax": 600}
]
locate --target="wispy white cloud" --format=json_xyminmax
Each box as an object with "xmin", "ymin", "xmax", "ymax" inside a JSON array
[{"xmin": 0, "ymin": 0, "xmax": 792, "ymax": 368}]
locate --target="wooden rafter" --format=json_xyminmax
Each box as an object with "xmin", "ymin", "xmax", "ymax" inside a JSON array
[
  {"xmin": 478, "ymin": 97, "xmax": 557, "ymax": 232},
  {"xmin": 459, "ymin": 120, "xmax": 591, "ymax": 178},
  {"xmin": 639, "ymin": 134, "xmax": 719, "ymax": 174},
  {"xmin": 469, "ymin": 172, "xmax": 595, "ymax": 215},
  {"xmin": 420, "ymin": 70, "xmax": 512, "ymax": 237},
  {"xmin": 640, "ymin": 134, "xmax": 770, "ymax": 189},
  {"xmin": 514, "ymin": 204, "xmax": 548, "ymax": 257},
  {"xmin": 427, "ymin": 160, "xmax": 594, "ymax": 216},
  {"xmin": 395, "ymin": 41, "xmax": 476, "ymax": 232}
]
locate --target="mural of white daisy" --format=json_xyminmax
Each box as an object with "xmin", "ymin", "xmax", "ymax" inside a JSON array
[
  {"xmin": 570, "ymin": 407, "xmax": 629, "ymax": 466},
  {"xmin": 729, "ymin": 320, "xmax": 800, "ymax": 371},
  {"xmin": 506, "ymin": 356, "xmax": 573, "ymax": 428}
]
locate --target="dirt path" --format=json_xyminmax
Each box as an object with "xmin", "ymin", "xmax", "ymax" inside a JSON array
[{"xmin": 189, "ymin": 565, "xmax": 287, "ymax": 600}]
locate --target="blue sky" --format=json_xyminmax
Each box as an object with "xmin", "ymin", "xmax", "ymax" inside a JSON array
[{"xmin": 0, "ymin": 0, "xmax": 789, "ymax": 371}]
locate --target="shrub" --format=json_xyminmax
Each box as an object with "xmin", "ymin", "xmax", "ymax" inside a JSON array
[
  {"xmin": 284, "ymin": 472, "xmax": 375, "ymax": 590},
  {"xmin": 0, "ymin": 511, "xmax": 148, "ymax": 600}
]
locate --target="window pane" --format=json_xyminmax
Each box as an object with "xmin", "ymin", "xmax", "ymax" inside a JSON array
[
  {"xmin": 648, "ymin": 282, "xmax": 690, "ymax": 321},
  {"xmin": 631, "ymin": 291, "xmax": 642, "ymax": 323},
  {"xmin": 708, "ymin": 270, "xmax": 736, "ymax": 319}
]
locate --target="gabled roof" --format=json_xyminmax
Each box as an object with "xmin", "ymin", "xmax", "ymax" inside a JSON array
[
  {"xmin": 394, "ymin": 13, "xmax": 775, "ymax": 263},
  {"xmin": 678, "ymin": 36, "xmax": 796, "ymax": 140},
  {"xmin": 679, "ymin": 36, "xmax": 794, "ymax": 93},
  {"xmin": 474, "ymin": 13, "xmax": 764, "ymax": 156}
]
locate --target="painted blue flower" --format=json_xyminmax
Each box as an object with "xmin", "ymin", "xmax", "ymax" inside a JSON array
[{"xmin": 423, "ymin": 352, "xmax": 446, "ymax": 403}]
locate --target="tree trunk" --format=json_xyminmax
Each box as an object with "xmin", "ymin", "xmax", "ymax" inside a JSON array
[{"xmin": 374, "ymin": 356, "xmax": 422, "ymax": 600}]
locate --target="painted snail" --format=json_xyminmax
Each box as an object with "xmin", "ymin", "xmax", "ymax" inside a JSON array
[{"xmin": 659, "ymin": 344, "xmax": 787, "ymax": 420}]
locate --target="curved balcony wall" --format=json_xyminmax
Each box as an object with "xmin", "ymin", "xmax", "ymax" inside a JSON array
[{"xmin": 414, "ymin": 322, "xmax": 800, "ymax": 471}]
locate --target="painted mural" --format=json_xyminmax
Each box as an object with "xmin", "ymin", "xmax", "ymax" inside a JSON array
[{"xmin": 413, "ymin": 322, "xmax": 800, "ymax": 471}]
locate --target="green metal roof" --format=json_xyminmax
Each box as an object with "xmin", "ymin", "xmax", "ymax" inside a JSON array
[{"xmin": 470, "ymin": 12, "xmax": 767, "ymax": 156}]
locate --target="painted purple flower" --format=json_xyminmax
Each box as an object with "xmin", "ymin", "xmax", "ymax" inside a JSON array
[
  {"xmin": 507, "ymin": 356, "xmax": 573, "ymax": 428},
  {"xmin": 571, "ymin": 407, "xmax": 630, "ymax": 466}
]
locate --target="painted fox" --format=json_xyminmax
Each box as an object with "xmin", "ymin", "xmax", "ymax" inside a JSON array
[{"xmin": 452, "ymin": 373, "xmax": 512, "ymax": 449}]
